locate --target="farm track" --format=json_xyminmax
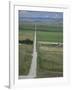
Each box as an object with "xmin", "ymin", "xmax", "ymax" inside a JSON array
[{"xmin": 38, "ymin": 41, "xmax": 63, "ymax": 45}]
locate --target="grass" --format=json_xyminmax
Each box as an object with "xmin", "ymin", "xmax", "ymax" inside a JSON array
[
  {"xmin": 37, "ymin": 24, "xmax": 63, "ymax": 32},
  {"xmin": 19, "ymin": 23, "xmax": 63, "ymax": 42},
  {"xmin": 19, "ymin": 22, "xmax": 63, "ymax": 32},
  {"xmin": 19, "ymin": 30, "xmax": 34, "ymax": 40},
  {"xmin": 36, "ymin": 24, "xmax": 63, "ymax": 78},
  {"xmin": 37, "ymin": 44, "xmax": 63, "ymax": 78},
  {"xmin": 19, "ymin": 44, "xmax": 33, "ymax": 75},
  {"xmin": 19, "ymin": 23, "xmax": 35, "ymax": 31},
  {"xmin": 19, "ymin": 22, "xmax": 63, "ymax": 78},
  {"xmin": 19, "ymin": 30, "xmax": 34, "ymax": 75},
  {"xmin": 37, "ymin": 31, "xmax": 63, "ymax": 43}
]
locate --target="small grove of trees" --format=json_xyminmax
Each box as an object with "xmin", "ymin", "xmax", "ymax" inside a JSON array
[{"xmin": 19, "ymin": 39, "xmax": 33, "ymax": 45}]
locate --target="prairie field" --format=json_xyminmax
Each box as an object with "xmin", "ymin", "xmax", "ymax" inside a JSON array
[
  {"xmin": 37, "ymin": 44, "xmax": 63, "ymax": 78},
  {"xmin": 19, "ymin": 22, "xmax": 63, "ymax": 78},
  {"xmin": 19, "ymin": 24, "xmax": 34, "ymax": 75}
]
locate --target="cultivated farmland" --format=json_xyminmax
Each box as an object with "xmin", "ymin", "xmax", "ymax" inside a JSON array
[
  {"xmin": 19, "ymin": 22, "xmax": 63, "ymax": 78},
  {"xmin": 19, "ymin": 23, "xmax": 34, "ymax": 75},
  {"xmin": 36, "ymin": 23, "xmax": 63, "ymax": 78}
]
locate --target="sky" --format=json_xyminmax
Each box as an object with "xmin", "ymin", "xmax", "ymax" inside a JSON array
[{"xmin": 19, "ymin": 10, "xmax": 63, "ymax": 23}]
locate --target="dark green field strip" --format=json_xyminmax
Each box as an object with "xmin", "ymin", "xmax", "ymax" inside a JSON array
[
  {"xmin": 19, "ymin": 23, "xmax": 63, "ymax": 32},
  {"xmin": 37, "ymin": 31, "xmax": 63, "ymax": 42},
  {"xmin": 37, "ymin": 25, "xmax": 63, "ymax": 32},
  {"xmin": 19, "ymin": 23, "xmax": 35, "ymax": 31}
]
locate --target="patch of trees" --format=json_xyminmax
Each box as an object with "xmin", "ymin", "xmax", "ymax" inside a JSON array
[{"xmin": 19, "ymin": 39, "xmax": 33, "ymax": 45}]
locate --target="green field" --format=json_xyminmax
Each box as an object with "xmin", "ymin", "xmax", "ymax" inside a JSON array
[
  {"xmin": 36, "ymin": 24, "xmax": 63, "ymax": 32},
  {"xmin": 19, "ymin": 30, "xmax": 34, "ymax": 41},
  {"xmin": 19, "ymin": 44, "xmax": 33, "ymax": 75},
  {"xmin": 19, "ymin": 23, "xmax": 63, "ymax": 42},
  {"xmin": 19, "ymin": 23, "xmax": 63, "ymax": 78},
  {"xmin": 35, "ymin": 23, "xmax": 63, "ymax": 78},
  {"xmin": 37, "ymin": 31, "xmax": 63, "ymax": 42},
  {"xmin": 19, "ymin": 28, "xmax": 34, "ymax": 75},
  {"xmin": 37, "ymin": 44, "xmax": 63, "ymax": 78}
]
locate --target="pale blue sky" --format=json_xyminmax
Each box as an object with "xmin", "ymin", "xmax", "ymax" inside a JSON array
[{"xmin": 19, "ymin": 10, "xmax": 63, "ymax": 23}]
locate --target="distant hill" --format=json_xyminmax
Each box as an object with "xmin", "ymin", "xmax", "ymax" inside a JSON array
[
  {"xmin": 19, "ymin": 11, "xmax": 63, "ymax": 25},
  {"xmin": 19, "ymin": 18, "xmax": 63, "ymax": 27}
]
